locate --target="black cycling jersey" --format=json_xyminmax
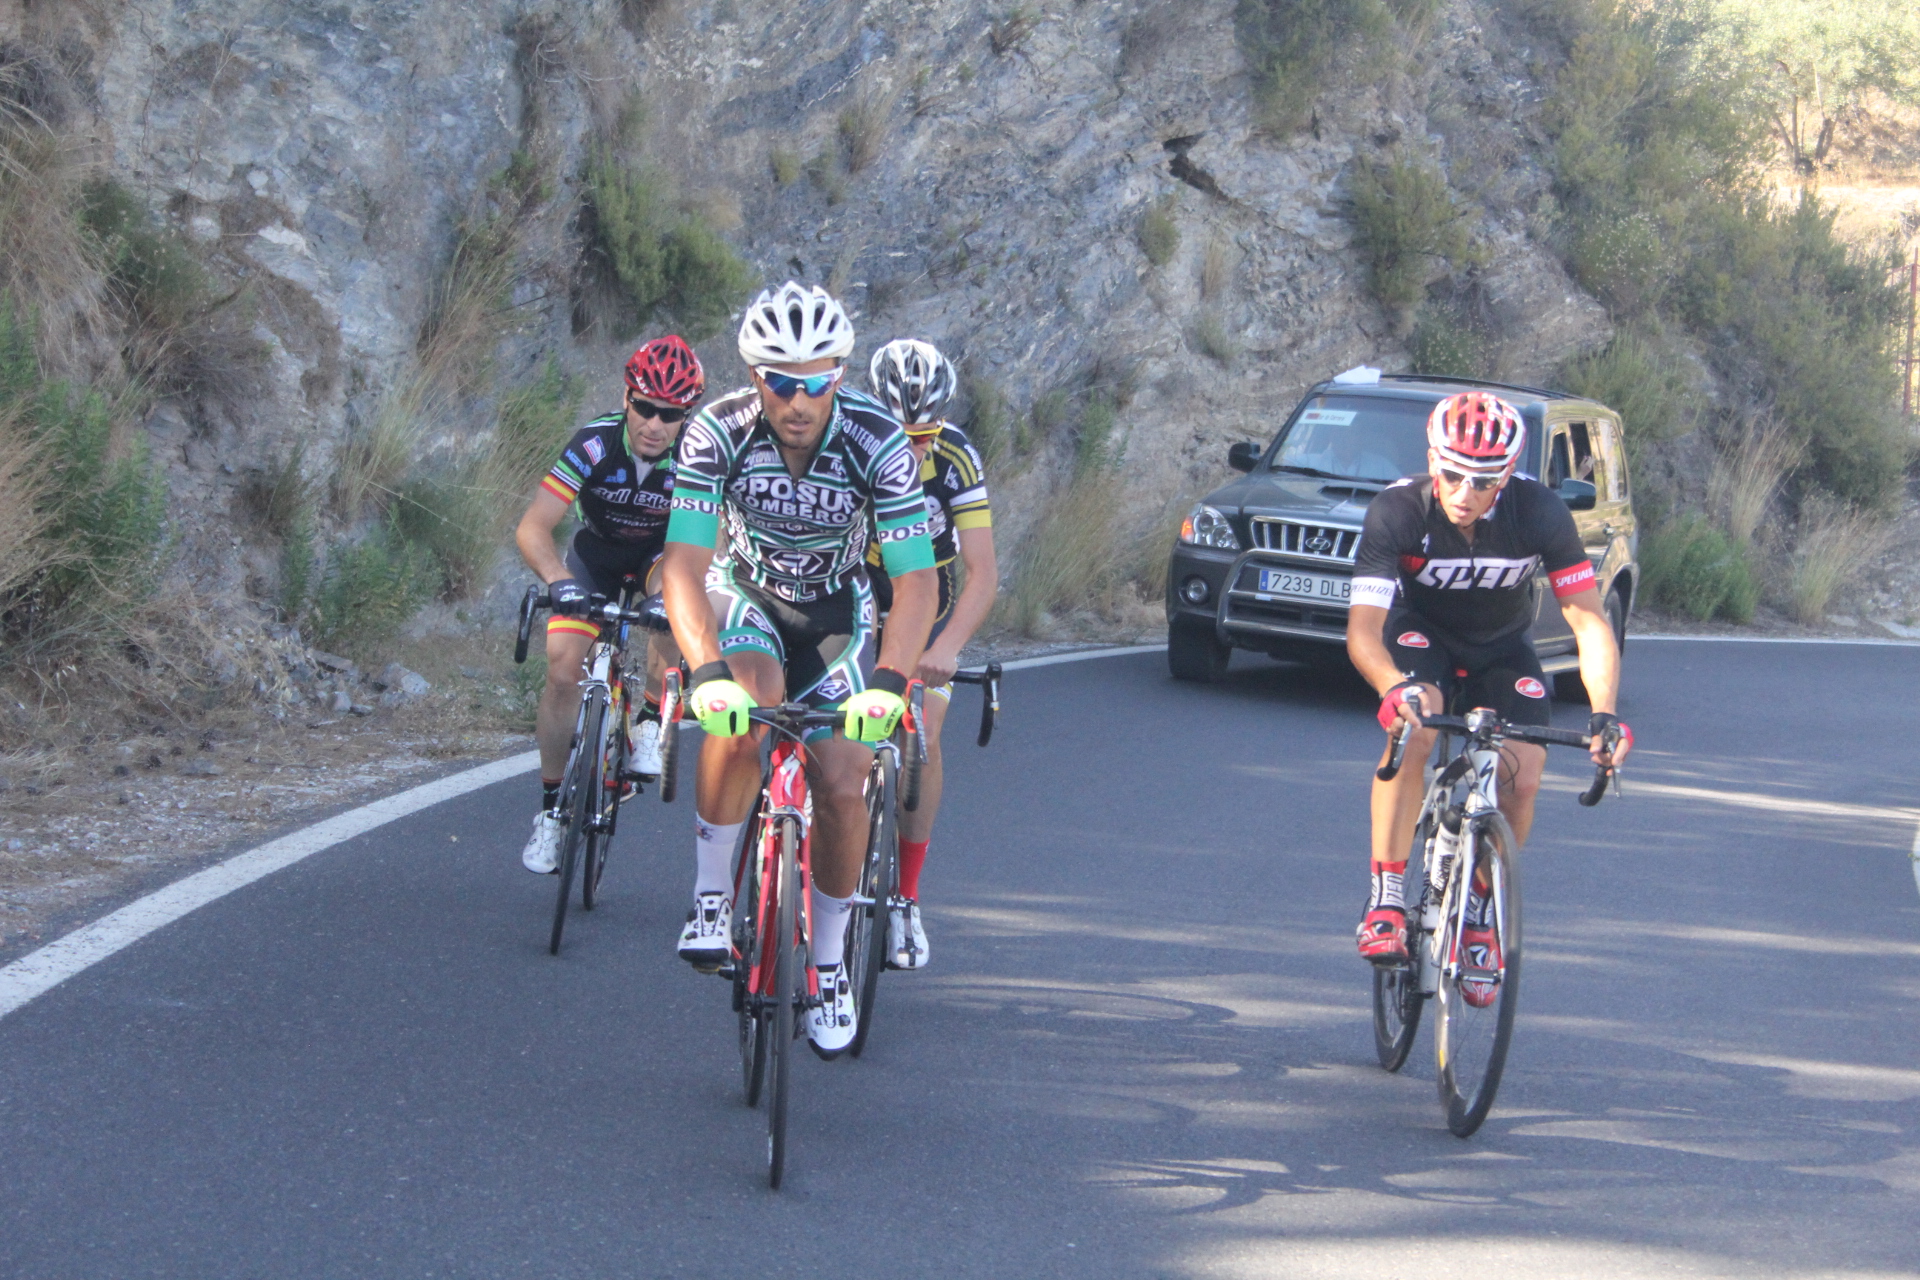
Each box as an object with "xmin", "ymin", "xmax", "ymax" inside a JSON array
[
  {"xmin": 542, "ymin": 412, "xmax": 676, "ymax": 570},
  {"xmin": 1350, "ymin": 475, "xmax": 1593, "ymax": 647}
]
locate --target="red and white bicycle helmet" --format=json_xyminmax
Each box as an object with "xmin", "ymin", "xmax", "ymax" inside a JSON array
[
  {"xmin": 1427, "ymin": 391, "xmax": 1526, "ymax": 477},
  {"xmin": 625, "ymin": 335, "xmax": 706, "ymax": 407}
]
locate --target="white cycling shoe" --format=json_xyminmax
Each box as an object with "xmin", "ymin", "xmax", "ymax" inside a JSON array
[
  {"xmin": 676, "ymin": 891, "xmax": 732, "ymax": 971},
  {"xmin": 887, "ymin": 895, "xmax": 929, "ymax": 970},
  {"xmin": 521, "ymin": 810, "xmax": 562, "ymax": 874},
  {"xmin": 808, "ymin": 964, "xmax": 857, "ymax": 1058},
  {"xmin": 628, "ymin": 716, "xmax": 663, "ymax": 778}
]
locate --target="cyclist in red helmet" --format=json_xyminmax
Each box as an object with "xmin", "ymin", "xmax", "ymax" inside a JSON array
[
  {"xmin": 1348, "ymin": 390, "xmax": 1633, "ymax": 974},
  {"xmin": 511, "ymin": 336, "xmax": 705, "ymax": 874}
]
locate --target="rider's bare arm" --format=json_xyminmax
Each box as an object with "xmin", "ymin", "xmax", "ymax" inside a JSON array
[
  {"xmin": 1558, "ymin": 586, "xmax": 1631, "ymax": 765},
  {"xmin": 660, "ymin": 539, "xmax": 721, "ymax": 671},
  {"xmin": 917, "ymin": 526, "xmax": 997, "ymax": 687},
  {"xmin": 514, "ymin": 489, "xmax": 574, "ymax": 585},
  {"xmin": 877, "ymin": 565, "xmax": 938, "ymax": 679}
]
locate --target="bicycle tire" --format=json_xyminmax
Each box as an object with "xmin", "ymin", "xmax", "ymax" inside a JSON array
[
  {"xmin": 581, "ymin": 691, "xmax": 621, "ymax": 911},
  {"xmin": 548, "ymin": 690, "xmax": 605, "ymax": 955},
  {"xmin": 1436, "ymin": 811, "xmax": 1521, "ymax": 1137},
  {"xmin": 736, "ymin": 802, "xmax": 768, "ymax": 1108},
  {"xmin": 767, "ymin": 816, "xmax": 800, "ymax": 1190},
  {"xmin": 848, "ymin": 749, "xmax": 898, "ymax": 1059},
  {"xmin": 1373, "ymin": 817, "xmax": 1432, "ymax": 1072}
]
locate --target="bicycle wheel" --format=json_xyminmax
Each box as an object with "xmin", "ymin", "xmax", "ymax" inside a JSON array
[
  {"xmin": 1372, "ymin": 817, "xmax": 1431, "ymax": 1072},
  {"xmin": 1436, "ymin": 811, "xmax": 1521, "ymax": 1137},
  {"xmin": 736, "ymin": 802, "xmax": 769, "ymax": 1107},
  {"xmin": 581, "ymin": 690, "xmax": 622, "ymax": 911},
  {"xmin": 767, "ymin": 816, "xmax": 801, "ymax": 1189},
  {"xmin": 847, "ymin": 749, "xmax": 898, "ymax": 1059},
  {"xmin": 549, "ymin": 689, "xmax": 606, "ymax": 955}
]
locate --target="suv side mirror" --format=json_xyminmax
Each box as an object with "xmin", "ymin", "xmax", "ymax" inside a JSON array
[
  {"xmin": 1556, "ymin": 478, "xmax": 1597, "ymax": 511},
  {"xmin": 1227, "ymin": 441, "xmax": 1261, "ymax": 473}
]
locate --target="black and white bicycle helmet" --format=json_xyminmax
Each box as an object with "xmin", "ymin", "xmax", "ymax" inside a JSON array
[
  {"xmin": 736, "ymin": 281, "xmax": 856, "ymax": 366},
  {"xmin": 867, "ymin": 339, "xmax": 956, "ymax": 426}
]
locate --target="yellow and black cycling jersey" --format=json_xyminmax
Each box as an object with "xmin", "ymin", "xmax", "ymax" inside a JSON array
[{"xmin": 867, "ymin": 422, "xmax": 991, "ymax": 616}]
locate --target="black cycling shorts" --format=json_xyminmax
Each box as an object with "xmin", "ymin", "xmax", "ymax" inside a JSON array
[
  {"xmin": 1384, "ymin": 610, "xmax": 1553, "ymax": 729},
  {"xmin": 548, "ymin": 534, "xmax": 665, "ymax": 641},
  {"xmin": 706, "ymin": 558, "xmax": 876, "ymax": 726}
]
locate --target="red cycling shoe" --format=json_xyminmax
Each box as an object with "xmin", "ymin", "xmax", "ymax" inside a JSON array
[
  {"xmin": 1356, "ymin": 906, "xmax": 1408, "ymax": 965},
  {"xmin": 1459, "ymin": 923, "xmax": 1503, "ymax": 1007}
]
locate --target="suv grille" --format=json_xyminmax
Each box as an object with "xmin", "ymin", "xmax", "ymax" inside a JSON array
[{"xmin": 1252, "ymin": 518, "xmax": 1362, "ymax": 563}]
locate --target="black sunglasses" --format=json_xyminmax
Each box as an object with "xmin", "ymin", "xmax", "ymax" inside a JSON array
[{"xmin": 628, "ymin": 395, "xmax": 688, "ymax": 424}]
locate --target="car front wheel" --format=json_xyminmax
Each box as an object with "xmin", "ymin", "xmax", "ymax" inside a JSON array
[{"xmin": 1168, "ymin": 617, "xmax": 1231, "ymax": 683}]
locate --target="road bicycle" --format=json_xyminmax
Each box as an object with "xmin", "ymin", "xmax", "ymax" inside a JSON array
[
  {"xmin": 1371, "ymin": 702, "xmax": 1621, "ymax": 1137},
  {"xmin": 514, "ymin": 581, "xmax": 670, "ymax": 956},
  {"xmin": 655, "ymin": 672, "xmax": 926, "ymax": 1188}
]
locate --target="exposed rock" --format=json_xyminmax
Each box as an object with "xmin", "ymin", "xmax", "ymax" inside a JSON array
[
  {"xmin": 179, "ymin": 758, "xmax": 224, "ymax": 777},
  {"xmin": 377, "ymin": 664, "xmax": 431, "ymax": 707},
  {"xmin": 312, "ymin": 652, "xmax": 358, "ymax": 677}
]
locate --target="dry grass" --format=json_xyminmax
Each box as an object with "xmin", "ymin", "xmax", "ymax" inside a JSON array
[
  {"xmin": 1192, "ymin": 311, "xmax": 1239, "ymax": 367},
  {"xmin": 1708, "ymin": 413, "xmax": 1803, "ymax": 547},
  {"xmin": 770, "ymin": 146, "xmax": 802, "ymax": 186},
  {"xmin": 1785, "ymin": 496, "xmax": 1893, "ymax": 624},
  {"xmin": 1001, "ymin": 469, "xmax": 1130, "ymax": 635},
  {"xmin": 837, "ymin": 81, "xmax": 898, "ymax": 175},
  {"xmin": 331, "ymin": 389, "xmax": 424, "ymax": 519},
  {"xmin": 0, "ymin": 59, "xmax": 105, "ymax": 370},
  {"xmin": 990, "ymin": 8, "xmax": 1041, "ymax": 56},
  {"xmin": 1200, "ymin": 234, "xmax": 1235, "ymax": 299}
]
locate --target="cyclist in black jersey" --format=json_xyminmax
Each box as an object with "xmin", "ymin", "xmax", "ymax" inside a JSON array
[
  {"xmin": 1349, "ymin": 391, "xmax": 1634, "ymax": 967},
  {"xmin": 511, "ymin": 336, "xmax": 705, "ymax": 874},
  {"xmin": 865, "ymin": 339, "xmax": 999, "ymax": 971}
]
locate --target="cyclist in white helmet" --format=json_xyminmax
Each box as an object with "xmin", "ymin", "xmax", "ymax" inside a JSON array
[
  {"xmin": 659, "ymin": 282, "xmax": 940, "ymax": 1057},
  {"xmin": 864, "ymin": 339, "xmax": 998, "ymax": 971}
]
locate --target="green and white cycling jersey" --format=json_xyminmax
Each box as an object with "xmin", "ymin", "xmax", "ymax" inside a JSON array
[{"xmin": 665, "ymin": 385, "xmax": 936, "ymax": 602}]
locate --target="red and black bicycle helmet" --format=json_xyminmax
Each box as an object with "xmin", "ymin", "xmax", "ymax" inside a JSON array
[
  {"xmin": 1427, "ymin": 391, "xmax": 1526, "ymax": 476},
  {"xmin": 625, "ymin": 335, "xmax": 705, "ymax": 408}
]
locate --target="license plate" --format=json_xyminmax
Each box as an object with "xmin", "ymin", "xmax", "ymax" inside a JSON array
[{"xmin": 1257, "ymin": 568, "xmax": 1351, "ymax": 602}]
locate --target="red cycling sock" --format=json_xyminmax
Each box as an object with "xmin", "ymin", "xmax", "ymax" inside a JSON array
[
  {"xmin": 898, "ymin": 838, "xmax": 929, "ymax": 900},
  {"xmin": 1369, "ymin": 859, "xmax": 1408, "ymax": 911}
]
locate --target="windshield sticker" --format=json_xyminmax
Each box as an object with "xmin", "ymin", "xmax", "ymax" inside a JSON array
[{"xmin": 1298, "ymin": 409, "xmax": 1357, "ymax": 427}]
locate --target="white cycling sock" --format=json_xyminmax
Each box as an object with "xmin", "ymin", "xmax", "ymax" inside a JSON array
[
  {"xmin": 1369, "ymin": 859, "xmax": 1407, "ymax": 911},
  {"xmin": 694, "ymin": 814, "xmax": 744, "ymax": 899},
  {"xmin": 810, "ymin": 887, "xmax": 853, "ymax": 969}
]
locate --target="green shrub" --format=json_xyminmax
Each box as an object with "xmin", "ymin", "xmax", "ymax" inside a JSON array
[
  {"xmin": 770, "ymin": 146, "xmax": 801, "ymax": 186},
  {"xmin": 1233, "ymin": 0, "xmax": 1430, "ymax": 134},
  {"xmin": 279, "ymin": 502, "xmax": 316, "ymax": 621},
  {"xmin": 1567, "ymin": 211, "xmax": 1668, "ymax": 315},
  {"xmin": 1076, "ymin": 396, "xmax": 1119, "ymax": 475},
  {"xmin": 963, "ymin": 375, "xmax": 1012, "ymax": 472},
  {"xmin": 78, "ymin": 177, "xmax": 207, "ymax": 329},
  {"xmin": 1137, "ymin": 198, "xmax": 1179, "ymax": 267},
  {"xmin": 1556, "ymin": 322, "xmax": 1701, "ymax": 458},
  {"xmin": 309, "ymin": 526, "xmax": 435, "ymax": 652},
  {"xmin": 1638, "ymin": 514, "xmax": 1757, "ymax": 622},
  {"xmin": 1408, "ymin": 304, "xmax": 1493, "ymax": 378},
  {"xmin": 585, "ymin": 151, "xmax": 756, "ymax": 342},
  {"xmin": 1347, "ymin": 153, "xmax": 1474, "ymax": 310}
]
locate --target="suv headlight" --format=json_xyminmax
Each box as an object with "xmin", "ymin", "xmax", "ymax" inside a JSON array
[{"xmin": 1179, "ymin": 504, "xmax": 1240, "ymax": 551}]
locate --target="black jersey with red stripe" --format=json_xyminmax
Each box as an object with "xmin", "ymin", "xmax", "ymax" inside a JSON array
[
  {"xmin": 1349, "ymin": 475, "xmax": 1592, "ymax": 646},
  {"xmin": 541, "ymin": 413, "xmax": 677, "ymax": 562}
]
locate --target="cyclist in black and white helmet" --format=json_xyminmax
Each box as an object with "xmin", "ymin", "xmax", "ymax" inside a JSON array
[
  {"xmin": 863, "ymin": 339, "xmax": 997, "ymax": 973},
  {"xmin": 660, "ymin": 283, "xmax": 940, "ymax": 1057}
]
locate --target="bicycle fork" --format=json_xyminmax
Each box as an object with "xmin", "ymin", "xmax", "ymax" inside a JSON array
[{"xmin": 1417, "ymin": 744, "xmax": 1504, "ymax": 996}]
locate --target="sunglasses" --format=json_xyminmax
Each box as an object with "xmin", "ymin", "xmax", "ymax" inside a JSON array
[
  {"xmin": 627, "ymin": 395, "xmax": 688, "ymax": 424},
  {"xmin": 1436, "ymin": 467, "xmax": 1506, "ymax": 492},
  {"xmin": 754, "ymin": 365, "xmax": 842, "ymax": 400}
]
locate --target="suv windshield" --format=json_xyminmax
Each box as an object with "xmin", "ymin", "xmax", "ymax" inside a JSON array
[{"xmin": 1270, "ymin": 394, "xmax": 1431, "ymax": 484}]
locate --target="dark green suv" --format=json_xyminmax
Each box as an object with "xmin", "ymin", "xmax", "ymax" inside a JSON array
[{"xmin": 1163, "ymin": 371, "xmax": 1637, "ymax": 695}]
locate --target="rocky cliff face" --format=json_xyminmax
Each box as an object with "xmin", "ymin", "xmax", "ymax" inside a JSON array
[{"xmin": 2, "ymin": 0, "xmax": 1608, "ymax": 622}]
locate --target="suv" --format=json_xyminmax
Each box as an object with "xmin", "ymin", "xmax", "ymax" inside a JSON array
[{"xmin": 1164, "ymin": 370, "xmax": 1636, "ymax": 694}]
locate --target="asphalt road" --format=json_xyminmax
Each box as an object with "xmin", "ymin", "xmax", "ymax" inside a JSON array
[{"xmin": 3, "ymin": 640, "xmax": 1918, "ymax": 1279}]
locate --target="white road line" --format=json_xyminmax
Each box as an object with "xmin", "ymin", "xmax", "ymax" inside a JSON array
[
  {"xmin": 0, "ymin": 751, "xmax": 540, "ymax": 1022},
  {"xmin": 0, "ymin": 645, "xmax": 1171, "ymax": 1022},
  {"xmin": 1635, "ymin": 634, "xmax": 1920, "ymax": 647},
  {"xmin": 1912, "ymin": 822, "xmax": 1920, "ymax": 903}
]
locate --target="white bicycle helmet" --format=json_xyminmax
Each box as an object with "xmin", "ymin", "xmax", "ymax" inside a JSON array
[
  {"xmin": 736, "ymin": 281, "xmax": 855, "ymax": 366},
  {"xmin": 867, "ymin": 339, "xmax": 956, "ymax": 426}
]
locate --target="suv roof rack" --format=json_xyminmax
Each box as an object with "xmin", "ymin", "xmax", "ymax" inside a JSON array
[{"xmin": 1323, "ymin": 372, "xmax": 1574, "ymax": 401}]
